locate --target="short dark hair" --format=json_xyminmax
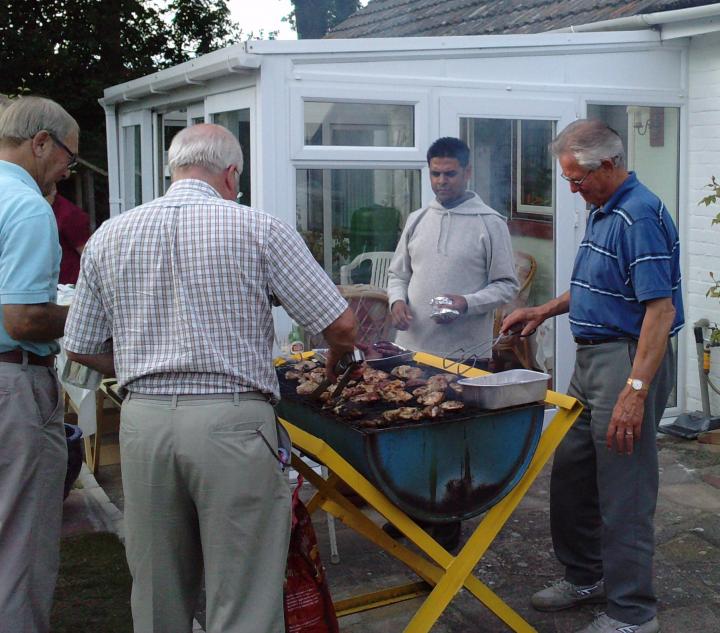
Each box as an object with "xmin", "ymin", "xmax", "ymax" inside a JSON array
[{"xmin": 427, "ymin": 137, "xmax": 470, "ymax": 167}]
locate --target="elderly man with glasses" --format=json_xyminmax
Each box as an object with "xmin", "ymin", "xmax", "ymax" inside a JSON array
[
  {"xmin": 0, "ymin": 95, "xmax": 78, "ymax": 633},
  {"xmin": 63, "ymin": 123, "xmax": 357, "ymax": 633},
  {"xmin": 503, "ymin": 119, "xmax": 684, "ymax": 633}
]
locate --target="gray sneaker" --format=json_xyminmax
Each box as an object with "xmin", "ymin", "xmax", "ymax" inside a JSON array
[
  {"xmin": 575, "ymin": 612, "xmax": 659, "ymax": 633},
  {"xmin": 531, "ymin": 578, "xmax": 606, "ymax": 612}
]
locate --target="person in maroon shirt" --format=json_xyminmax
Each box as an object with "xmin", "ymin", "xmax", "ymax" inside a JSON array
[{"xmin": 47, "ymin": 185, "xmax": 90, "ymax": 284}]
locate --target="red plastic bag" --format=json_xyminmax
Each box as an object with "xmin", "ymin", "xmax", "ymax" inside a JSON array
[{"xmin": 284, "ymin": 476, "xmax": 339, "ymax": 633}]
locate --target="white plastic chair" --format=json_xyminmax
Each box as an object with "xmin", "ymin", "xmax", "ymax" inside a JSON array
[{"xmin": 339, "ymin": 251, "xmax": 394, "ymax": 289}]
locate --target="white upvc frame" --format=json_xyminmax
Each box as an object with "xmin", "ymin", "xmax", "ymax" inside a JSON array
[
  {"xmin": 289, "ymin": 84, "xmax": 429, "ymax": 163},
  {"xmin": 439, "ymin": 94, "xmax": 579, "ymax": 393},
  {"xmin": 205, "ymin": 88, "xmax": 257, "ymax": 205},
  {"xmin": 118, "ymin": 109, "xmax": 153, "ymax": 212}
]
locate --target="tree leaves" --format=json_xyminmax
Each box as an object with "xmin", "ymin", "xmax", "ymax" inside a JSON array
[{"xmin": 0, "ymin": 0, "xmax": 241, "ymax": 167}]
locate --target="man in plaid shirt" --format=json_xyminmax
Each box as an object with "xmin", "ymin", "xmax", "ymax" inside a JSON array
[{"xmin": 64, "ymin": 123, "xmax": 357, "ymax": 633}]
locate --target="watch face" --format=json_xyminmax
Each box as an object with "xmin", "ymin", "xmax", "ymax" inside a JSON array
[{"xmin": 631, "ymin": 379, "xmax": 643, "ymax": 390}]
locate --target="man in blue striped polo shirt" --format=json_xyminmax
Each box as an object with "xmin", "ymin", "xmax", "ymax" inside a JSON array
[{"xmin": 503, "ymin": 119, "xmax": 683, "ymax": 633}]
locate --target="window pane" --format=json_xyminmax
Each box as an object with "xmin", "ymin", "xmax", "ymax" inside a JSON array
[
  {"xmin": 304, "ymin": 102, "xmax": 414, "ymax": 147},
  {"xmin": 122, "ymin": 125, "xmax": 142, "ymax": 210},
  {"xmin": 156, "ymin": 110, "xmax": 186, "ymax": 195},
  {"xmin": 296, "ymin": 169, "xmax": 421, "ymax": 283},
  {"xmin": 461, "ymin": 117, "xmax": 556, "ymax": 381},
  {"xmin": 213, "ymin": 109, "xmax": 252, "ymax": 206}
]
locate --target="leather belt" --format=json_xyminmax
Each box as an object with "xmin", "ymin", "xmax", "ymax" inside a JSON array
[
  {"xmin": 0, "ymin": 350, "xmax": 56, "ymax": 367},
  {"xmin": 573, "ymin": 337, "xmax": 632, "ymax": 346}
]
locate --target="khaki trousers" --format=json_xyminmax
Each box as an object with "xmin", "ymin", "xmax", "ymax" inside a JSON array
[
  {"xmin": 0, "ymin": 363, "xmax": 66, "ymax": 633},
  {"xmin": 120, "ymin": 393, "xmax": 291, "ymax": 633}
]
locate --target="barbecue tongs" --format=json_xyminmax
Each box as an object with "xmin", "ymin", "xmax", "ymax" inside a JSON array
[{"xmin": 311, "ymin": 348, "xmax": 365, "ymax": 402}]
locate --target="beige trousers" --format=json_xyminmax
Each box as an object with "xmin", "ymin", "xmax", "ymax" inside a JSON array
[
  {"xmin": 120, "ymin": 393, "xmax": 291, "ymax": 633},
  {"xmin": 0, "ymin": 363, "xmax": 66, "ymax": 633}
]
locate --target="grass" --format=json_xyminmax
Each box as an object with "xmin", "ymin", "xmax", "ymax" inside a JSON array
[{"xmin": 51, "ymin": 532, "xmax": 133, "ymax": 633}]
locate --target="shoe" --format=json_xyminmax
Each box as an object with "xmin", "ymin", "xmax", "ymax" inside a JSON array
[
  {"xmin": 575, "ymin": 612, "xmax": 659, "ymax": 633},
  {"xmin": 531, "ymin": 578, "xmax": 606, "ymax": 612}
]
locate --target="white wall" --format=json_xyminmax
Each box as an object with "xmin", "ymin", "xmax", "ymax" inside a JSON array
[{"xmin": 686, "ymin": 32, "xmax": 720, "ymax": 413}]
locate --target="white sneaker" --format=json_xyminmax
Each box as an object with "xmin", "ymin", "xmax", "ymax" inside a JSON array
[
  {"xmin": 575, "ymin": 612, "xmax": 660, "ymax": 633},
  {"xmin": 531, "ymin": 578, "xmax": 606, "ymax": 612}
]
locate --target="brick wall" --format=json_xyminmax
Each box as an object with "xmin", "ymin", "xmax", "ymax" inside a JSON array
[{"xmin": 686, "ymin": 33, "xmax": 720, "ymax": 412}]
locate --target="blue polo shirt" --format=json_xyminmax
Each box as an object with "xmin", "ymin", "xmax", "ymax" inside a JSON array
[
  {"xmin": 569, "ymin": 172, "xmax": 684, "ymax": 340},
  {"xmin": 0, "ymin": 160, "xmax": 61, "ymax": 355}
]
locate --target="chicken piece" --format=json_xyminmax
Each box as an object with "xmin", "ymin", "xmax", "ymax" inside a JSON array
[
  {"xmin": 332, "ymin": 402, "xmax": 364, "ymax": 419},
  {"xmin": 362, "ymin": 367, "xmax": 390, "ymax": 383},
  {"xmin": 440, "ymin": 400, "xmax": 465, "ymax": 412},
  {"xmin": 391, "ymin": 365, "xmax": 425, "ymax": 380},
  {"xmin": 349, "ymin": 391, "xmax": 381, "ymax": 404},
  {"xmin": 284, "ymin": 370, "xmax": 303, "ymax": 381},
  {"xmin": 293, "ymin": 360, "xmax": 317, "ymax": 371},
  {"xmin": 417, "ymin": 390, "xmax": 445, "ymax": 406},
  {"xmin": 297, "ymin": 380, "xmax": 321, "ymax": 395},
  {"xmin": 307, "ymin": 367, "xmax": 327, "ymax": 384},
  {"xmin": 448, "ymin": 382, "xmax": 464, "ymax": 396},
  {"xmin": 422, "ymin": 405, "xmax": 444, "ymax": 419},
  {"xmin": 412, "ymin": 386, "xmax": 430, "ymax": 398},
  {"xmin": 404, "ymin": 377, "xmax": 427, "ymax": 389},
  {"xmin": 382, "ymin": 408, "xmax": 402, "ymax": 422},
  {"xmin": 426, "ymin": 375, "xmax": 450, "ymax": 392},
  {"xmin": 380, "ymin": 387, "xmax": 414, "ymax": 403},
  {"xmin": 397, "ymin": 407, "xmax": 423, "ymax": 420},
  {"xmin": 318, "ymin": 390, "xmax": 333, "ymax": 403}
]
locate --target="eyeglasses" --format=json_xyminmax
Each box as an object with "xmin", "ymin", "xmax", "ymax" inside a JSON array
[
  {"xmin": 560, "ymin": 169, "xmax": 594, "ymax": 187},
  {"xmin": 49, "ymin": 133, "xmax": 78, "ymax": 170}
]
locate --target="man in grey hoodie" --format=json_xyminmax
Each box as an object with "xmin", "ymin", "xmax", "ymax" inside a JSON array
[
  {"xmin": 387, "ymin": 136, "xmax": 519, "ymax": 363},
  {"xmin": 385, "ymin": 137, "xmax": 518, "ymax": 549}
]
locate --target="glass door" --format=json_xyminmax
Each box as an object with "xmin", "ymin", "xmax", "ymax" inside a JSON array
[
  {"xmin": 118, "ymin": 110, "xmax": 153, "ymax": 212},
  {"xmin": 440, "ymin": 97, "xmax": 577, "ymax": 391},
  {"xmin": 206, "ymin": 89, "xmax": 255, "ymax": 207}
]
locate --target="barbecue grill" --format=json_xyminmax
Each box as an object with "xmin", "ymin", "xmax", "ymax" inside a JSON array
[
  {"xmin": 277, "ymin": 358, "xmax": 544, "ymax": 523},
  {"xmin": 277, "ymin": 351, "xmax": 584, "ymax": 633}
]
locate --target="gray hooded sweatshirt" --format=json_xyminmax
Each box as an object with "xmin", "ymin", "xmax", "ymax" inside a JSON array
[{"xmin": 387, "ymin": 192, "xmax": 519, "ymax": 359}]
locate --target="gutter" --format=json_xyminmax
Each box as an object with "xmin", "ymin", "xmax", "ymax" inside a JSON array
[
  {"xmin": 100, "ymin": 45, "xmax": 261, "ymax": 106},
  {"xmin": 550, "ymin": 3, "xmax": 720, "ymax": 37}
]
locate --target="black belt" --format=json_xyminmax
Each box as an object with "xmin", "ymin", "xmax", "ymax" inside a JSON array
[
  {"xmin": 0, "ymin": 350, "xmax": 55, "ymax": 367},
  {"xmin": 573, "ymin": 337, "xmax": 633, "ymax": 346}
]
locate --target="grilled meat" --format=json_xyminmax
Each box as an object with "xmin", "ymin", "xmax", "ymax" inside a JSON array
[
  {"xmin": 391, "ymin": 365, "xmax": 425, "ymax": 380},
  {"xmin": 416, "ymin": 390, "xmax": 445, "ymax": 406},
  {"xmin": 297, "ymin": 380, "xmax": 321, "ymax": 395},
  {"xmin": 440, "ymin": 400, "xmax": 464, "ymax": 411}
]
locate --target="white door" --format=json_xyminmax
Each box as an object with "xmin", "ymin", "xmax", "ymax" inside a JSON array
[
  {"xmin": 439, "ymin": 96, "xmax": 579, "ymax": 392},
  {"xmin": 118, "ymin": 110, "xmax": 153, "ymax": 212},
  {"xmin": 206, "ymin": 89, "xmax": 256, "ymax": 207}
]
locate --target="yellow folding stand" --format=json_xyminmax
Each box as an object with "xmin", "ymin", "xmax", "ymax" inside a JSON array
[{"xmin": 280, "ymin": 352, "xmax": 583, "ymax": 633}]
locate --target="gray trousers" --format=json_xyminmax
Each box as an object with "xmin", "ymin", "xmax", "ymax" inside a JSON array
[
  {"xmin": 551, "ymin": 340, "xmax": 674, "ymax": 624},
  {"xmin": 0, "ymin": 363, "xmax": 66, "ymax": 633},
  {"xmin": 120, "ymin": 393, "xmax": 291, "ymax": 633}
]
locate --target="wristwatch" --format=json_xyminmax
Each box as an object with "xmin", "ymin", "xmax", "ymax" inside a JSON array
[{"xmin": 626, "ymin": 378, "xmax": 649, "ymax": 392}]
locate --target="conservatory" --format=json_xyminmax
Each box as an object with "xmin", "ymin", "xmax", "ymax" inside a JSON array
[{"xmin": 100, "ymin": 28, "xmax": 705, "ymax": 415}]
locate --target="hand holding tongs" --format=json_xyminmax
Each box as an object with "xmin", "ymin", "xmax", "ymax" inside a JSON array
[
  {"xmin": 311, "ymin": 348, "xmax": 365, "ymax": 402},
  {"xmin": 443, "ymin": 325, "xmax": 536, "ymax": 374}
]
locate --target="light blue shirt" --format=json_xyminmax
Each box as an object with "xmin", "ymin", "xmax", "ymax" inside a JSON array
[{"xmin": 0, "ymin": 160, "xmax": 61, "ymax": 355}]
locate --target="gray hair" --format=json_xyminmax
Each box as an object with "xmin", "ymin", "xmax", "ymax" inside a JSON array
[
  {"xmin": 0, "ymin": 94, "xmax": 12, "ymax": 115},
  {"xmin": 0, "ymin": 95, "xmax": 78, "ymax": 147},
  {"xmin": 167, "ymin": 124, "xmax": 243, "ymax": 176},
  {"xmin": 551, "ymin": 119, "xmax": 625, "ymax": 169}
]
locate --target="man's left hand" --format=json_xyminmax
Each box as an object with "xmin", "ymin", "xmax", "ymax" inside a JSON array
[
  {"xmin": 437, "ymin": 294, "xmax": 467, "ymax": 325},
  {"xmin": 607, "ymin": 386, "xmax": 647, "ymax": 455}
]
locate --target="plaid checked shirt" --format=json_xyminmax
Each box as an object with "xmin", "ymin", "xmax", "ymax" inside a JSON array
[{"xmin": 63, "ymin": 179, "xmax": 347, "ymax": 398}]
